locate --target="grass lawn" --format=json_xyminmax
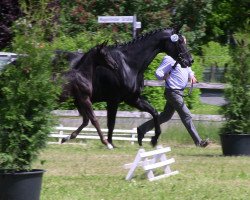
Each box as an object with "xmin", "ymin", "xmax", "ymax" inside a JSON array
[
  {"xmin": 190, "ymin": 103, "xmax": 221, "ymax": 115},
  {"xmin": 35, "ymin": 141, "xmax": 250, "ymax": 200}
]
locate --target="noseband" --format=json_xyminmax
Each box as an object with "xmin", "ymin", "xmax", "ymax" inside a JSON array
[{"xmin": 170, "ymin": 34, "xmax": 191, "ymax": 68}]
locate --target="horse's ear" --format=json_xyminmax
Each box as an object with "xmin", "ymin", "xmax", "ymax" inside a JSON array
[
  {"xmin": 101, "ymin": 40, "xmax": 108, "ymax": 47},
  {"xmin": 173, "ymin": 23, "xmax": 183, "ymax": 34},
  {"xmin": 97, "ymin": 41, "xmax": 108, "ymax": 51}
]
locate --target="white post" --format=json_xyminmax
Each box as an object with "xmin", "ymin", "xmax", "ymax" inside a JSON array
[
  {"xmin": 58, "ymin": 124, "xmax": 64, "ymax": 144},
  {"xmin": 125, "ymin": 149, "xmax": 144, "ymax": 181},
  {"xmin": 132, "ymin": 14, "xmax": 137, "ymax": 39}
]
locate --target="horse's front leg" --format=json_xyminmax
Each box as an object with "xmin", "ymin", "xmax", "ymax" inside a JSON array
[
  {"xmin": 107, "ymin": 102, "xmax": 119, "ymax": 147},
  {"xmin": 85, "ymin": 98, "xmax": 113, "ymax": 149},
  {"xmin": 125, "ymin": 97, "xmax": 161, "ymax": 147}
]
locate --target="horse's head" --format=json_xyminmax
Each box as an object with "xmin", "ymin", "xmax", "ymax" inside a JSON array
[
  {"xmin": 95, "ymin": 41, "xmax": 118, "ymax": 71},
  {"xmin": 162, "ymin": 28, "xmax": 194, "ymax": 68}
]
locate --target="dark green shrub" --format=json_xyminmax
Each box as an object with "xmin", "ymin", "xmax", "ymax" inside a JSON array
[
  {"xmin": 0, "ymin": 36, "xmax": 61, "ymax": 171},
  {"xmin": 220, "ymin": 33, "xmax": 250, "ymax": 134}
]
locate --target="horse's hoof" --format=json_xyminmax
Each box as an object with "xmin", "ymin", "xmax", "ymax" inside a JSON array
[
  {"xmin": 61, "ymin": 136, "xmax": 70, "ymax": 144},
  {"xmin": 61, "ymin": 138, "xmax": 66, "ymax": 144},
  {"xmin": 108, "ymin": 140, "xmax": 117, "ymax": 148},
  {"xmin": 107, "ymin": 143, "xmax": 114, "ymax": 150},
  {"xmin": 150, "ymin": 136, "xmax": 158, "ymax": 147},
  {"xmin": 137, "ymin": 128, "xmax": 144, "ymax": 146}
]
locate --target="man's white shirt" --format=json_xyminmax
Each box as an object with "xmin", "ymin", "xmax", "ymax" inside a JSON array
[{"xmin": 155, "ymin": 55, "xmax": 194, "ymax": 90}]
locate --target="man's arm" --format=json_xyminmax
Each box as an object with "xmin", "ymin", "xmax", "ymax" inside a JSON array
[
  {"xmin": 188, "ymin": 67, "xmax": 198, "ymax": 83},
  {"xmin": 155, "ymin": 56, "xmax": 174, "ymax": 80}
]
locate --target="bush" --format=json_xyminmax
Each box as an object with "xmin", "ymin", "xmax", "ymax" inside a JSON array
[
  {"xmin": 220, "ymin": 33, "xmax": 250, "ymax": 134},
  {"xmin": 0, "ymin": 36, "xmax": 61, "ymax": 170}
]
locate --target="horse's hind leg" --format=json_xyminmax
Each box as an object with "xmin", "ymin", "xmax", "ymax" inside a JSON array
[{"xmin": 84, "ymin": 97, "xmax": 113, "ymax": 149}]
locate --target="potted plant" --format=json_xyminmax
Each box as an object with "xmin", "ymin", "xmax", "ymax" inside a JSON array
[
  {"xmin": 0, "ymin": 34, "xmax": 60, "ymax": 199},
  {"xmin": 220, "ymin": 32, "xmax": 250, "ymax": 156}
]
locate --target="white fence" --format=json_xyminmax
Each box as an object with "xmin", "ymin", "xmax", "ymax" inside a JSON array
[
  {"xmin": 49, "ymin": 110, "xmax": 224, "ymax": 144},
  {"xmin": 49, "ymin": 125, "xmax": 154, "ymax": 144},
  {"xmin": 144, "ymin": 80, "xmax": 227, "ymax": 89}
]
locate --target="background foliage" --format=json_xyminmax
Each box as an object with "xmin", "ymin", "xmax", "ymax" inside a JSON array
[{"xmin": 0, "ymin": 0, "xmax": 249, "ymax": 111}]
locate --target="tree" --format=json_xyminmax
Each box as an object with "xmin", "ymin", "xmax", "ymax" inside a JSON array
[
  {"xmin": 201, "ymin": 41, "xmax": 231, "ymax": 67},
  {"xmin": 205, "ymin": 0, "xmax": 250, "ymax": 44},
  {"xmin": 171, "ymin": 0, "xmax": 213, "ymax": 52},
  {"xmin": 59, "ymin": 0, "xmax": 173, "ymax": 37}
]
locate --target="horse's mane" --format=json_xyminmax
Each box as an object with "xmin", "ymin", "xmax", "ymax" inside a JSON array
[
  {"xmin": 73, "ymin": 47, "xmax": 95, "ymax": 69},
  {"xmin": 73, "ymin": 42, "xmax": 106, "ymax": 69},
  {"xmin": 109, "ymin": 27, "xmax": 174, "ymax": 48}
]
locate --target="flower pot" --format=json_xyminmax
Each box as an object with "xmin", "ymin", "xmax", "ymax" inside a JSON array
[
  {"xmin": 220, "ymin": 134, "xmax": 250, "ymax": 156},
  {"xmin": 0, "ymin": 169, "xmax": 45, "ymax": 200}
]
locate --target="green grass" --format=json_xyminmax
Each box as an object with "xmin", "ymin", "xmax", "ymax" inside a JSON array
[
  {"xmin": 190, "ymin": 103, "xmax": 221, "ymax": 115},
  {"xmin": 159, "ymin": 120, "xmax": 223, "ymax": 144},
  {"xmin": 35, "ymin": 141, "xmax": 250, "ymax": 200}
]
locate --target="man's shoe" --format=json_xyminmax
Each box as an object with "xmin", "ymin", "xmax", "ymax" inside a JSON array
[
  {"xmin": 197, "ymin": 138, "xmax": 210, "ymax": 148},
  {"xmin": 137, "ymin": 128, "xmax": 144, "ymax": 146}
]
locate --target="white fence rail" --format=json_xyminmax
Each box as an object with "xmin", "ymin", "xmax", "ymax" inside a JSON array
[
  {"xmin": 50, "ymin": 110, "xmax": 224, "ymax": 144},
  {"xmin": 144, "ymin": 80, "xmax": 227, "ymax": 89},
  {"xmin": 52, "ymin": 110, "xmax": 225, "ymax": 122},
  {"xmin": 49, "ymin": 126, "xmax": 154, "ymax": 144}
]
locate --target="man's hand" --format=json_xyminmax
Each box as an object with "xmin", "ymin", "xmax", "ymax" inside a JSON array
[{"xmin": 190, "ymin": 76, "xmax": 198, "ymax": 84}]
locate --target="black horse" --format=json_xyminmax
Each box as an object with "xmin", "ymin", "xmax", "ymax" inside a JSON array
[
  {"xmin": 56, "ymin": 42, "xmax": 118, "ymax": 149},
  {"xmin": 55, "ymin": 27, "xmax": 193, "ymax": 147}
]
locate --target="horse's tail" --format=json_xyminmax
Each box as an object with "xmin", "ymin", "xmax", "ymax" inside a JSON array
[{"xmin": 60, "ymin": 69, "xmax": 92, "ymax": 102}]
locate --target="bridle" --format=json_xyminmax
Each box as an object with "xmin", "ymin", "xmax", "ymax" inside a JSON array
[
  {"xmin": 167, "ymin": 34, "xmax": 194, "ymax": 97},
  {"xmin": 172, "ymin": 35, "xmax": 191, "ymax": 69}
]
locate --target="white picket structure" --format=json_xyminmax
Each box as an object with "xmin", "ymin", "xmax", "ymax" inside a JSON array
[
  {"xmin": 124, "ymin": 145, "xmax": 179, "ymax": 181},
  {"xmin": 49, "ymin": 125, "xmax": 154, "ymax": 144}
]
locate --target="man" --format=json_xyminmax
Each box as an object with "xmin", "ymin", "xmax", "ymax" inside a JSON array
[{"xmin": 137, "ymin": 55, "xmax": 210, "ymax": 147}]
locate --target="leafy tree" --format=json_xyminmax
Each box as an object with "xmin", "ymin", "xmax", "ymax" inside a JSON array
[
  {"xmin": 171, "ymin": 0, "xmax": 213, "ymax": 52},
  {"xmin": 201, "ymin": 41, "xmax": 231, "ymax": 67},
  {"xmin": 205, "ymin": 0, "xmax": 250, "ymax": 44},
  {"xmin": 59, "ymin": 0, "xmax": 172, "ymax": 37}
]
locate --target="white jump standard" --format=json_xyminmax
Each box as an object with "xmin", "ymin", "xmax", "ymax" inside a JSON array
[{"xmin": 124, "ymin": 145, "xmax": 179, "ymax": 181}]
